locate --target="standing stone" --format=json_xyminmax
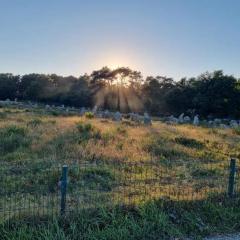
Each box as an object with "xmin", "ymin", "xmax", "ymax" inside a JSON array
[
  {"xmin": 183, "ymin": 116, "xmax": 191, "ymax": 123},
  {"xmin": 113, "ymin": 112, "xmax": 122, "ymax": 122},
  {"xmin": 230, "ymin": 120, "xmax": 238, "ymax": 128},
  {"xmin": 214, "ymin": 119, "xmax": 221, "ymax": 125},
  {"xmin": 103, "ymin": 110, "xmax": 110, "ymax": 118},
  {"xmin": 144, "ymin": 113, "xmax": 152, "ymax": 125},
  {"xmin": 178, "ymin": 113, "xmax": 185, "ymax": 123},
  {"xmin": 193, "ymin": 115, "xmax": 199, "ymax": 125},
  {"xmin": 80, "ymin": 107, "xmax": 86, "ymax": 116},
  {"xmin": 220, "ymin": 124, "xmax": 228, "ymax": 129},
  {"xmin": 92, "ymin": 106, "xmax": 98, "ymax": 114},
  {"xmin": 168, "ymin": 115, "xmax": 179, "ymax": 124}
]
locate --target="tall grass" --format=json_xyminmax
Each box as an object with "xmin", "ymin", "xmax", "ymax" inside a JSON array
[{"xmin": 1, "ymin": 198, "xmax": 240, "ymax": 240}]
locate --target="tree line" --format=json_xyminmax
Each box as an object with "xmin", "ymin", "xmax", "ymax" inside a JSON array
[{"xmin": 0, "ymin": 67, "xmax": 240, "ymax": 118}]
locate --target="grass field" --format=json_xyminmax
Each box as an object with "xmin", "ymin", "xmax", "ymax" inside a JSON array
[{"xmin": 0, "ymin": 105, "xmax": 240, "ymax": 239}]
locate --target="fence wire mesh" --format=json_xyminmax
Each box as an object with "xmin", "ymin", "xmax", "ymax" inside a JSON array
[{"xmin": 0, "ymin": 158, "xmax": 239, "ymax": 223}]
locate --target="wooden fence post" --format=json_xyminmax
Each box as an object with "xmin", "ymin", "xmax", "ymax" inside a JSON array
[
  {"xmin": 228, "ymin": 158, "xmax": 236, "ymax": 198},
  {"xmin": 60, "ymin": 165, "xmax": 68, "ymax": 215}
]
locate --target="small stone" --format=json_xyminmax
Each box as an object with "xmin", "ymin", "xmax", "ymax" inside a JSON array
[
  {"xmin": 230, "ymin": 120, "xmax": 238, "ymax": 128},
  {"xmin": 144, "ymin": 112, "xmax": 152, "ymax": 125},
  {"xmin": 193, "ymin": 115, "xmax": 199, "ymax": 125},
  {"xmin": 80, "ymin": 107, "xmax": 86, "ymax": 116},
  {"xmin": 178, "ymin": 113, "xmax": 184, "ymax": 123},
  {"xmin": 113, "ymin": 112, "xmax": 122, "ymax": 122},
  {"xmin": 183, "ymin": 116, "xmax": 191, "ymax": 123}
]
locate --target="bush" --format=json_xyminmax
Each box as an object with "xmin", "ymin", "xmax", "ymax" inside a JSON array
[
  {"xmin": 81, "ymin": 167, "xmax": 115, "ymax": 191},
  {"xmin": 85, "ymin": 112, "xmax": 94, "ymax": 119},
  {"xmin": 143, "ymin": 136, "xmax": 185, "ymax": 159},
  {"xmin": 76, "ymin": 122, "xmax": 100, "ymax": 141},
  {"xmin": 175, "ymin": 137, "xmax": 204, "ymax": 149}
]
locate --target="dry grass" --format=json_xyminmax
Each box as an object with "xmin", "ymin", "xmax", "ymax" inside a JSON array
[{"xmin": 0, "ymin": 106, "xmax": 239, "ymax": 206}]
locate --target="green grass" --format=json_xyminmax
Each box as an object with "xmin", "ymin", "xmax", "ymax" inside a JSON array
[
  {"xmin": 1, "ymin": 198, "xmax": 240, "ymax": 240},
  {"xmin": 0, "ymin": 125, "xmax": 31, "ymax": 156},
  {"xmin": 233, "ymin": 127, "xmax": 240, "ymax": 135},
  {"xmin": 0, "ymin": 105, "xmax": 240, "ymax": 239},
  {"xmin": 85, "ymin": 111, "xmax": 94, "ymax": 119}
]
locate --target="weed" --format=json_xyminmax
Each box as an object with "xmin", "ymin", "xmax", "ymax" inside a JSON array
[{"xmin": 85, "ymin": 112, "xmax": 94, "ymax": 119}]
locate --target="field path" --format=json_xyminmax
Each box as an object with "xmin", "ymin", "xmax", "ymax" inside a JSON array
[{"xmin": 204, "ymin": 234, "xmax": 240, "ymax": 240}]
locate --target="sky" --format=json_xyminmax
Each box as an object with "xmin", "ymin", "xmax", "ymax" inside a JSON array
[{"xmin": 0, "ymin": 0, "xmax": 240, "ymax": 80}]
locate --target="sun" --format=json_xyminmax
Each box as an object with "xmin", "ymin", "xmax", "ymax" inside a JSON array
[{"xmin": 111, "ymin": 73, "xmax": 130, "ymax": 87}]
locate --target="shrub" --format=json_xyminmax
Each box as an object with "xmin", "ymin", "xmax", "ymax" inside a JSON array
[
  {"xmin": 76, "ymin": 122, "xmax": 100, "ymax": 141},
  {"xmin": 85, "ymin": 111, "xmax": 94, "ymax": 119},
  {"xmin": 81, "ymin": 167, "xmax": 115, "ymax": 191},
  {"xmin": 175, "ymin": 137, "xmax": 204, "ymax": 149},
  {"xmin": 143, "ymin": 136, "xmax": 185, "ymax": 159}
]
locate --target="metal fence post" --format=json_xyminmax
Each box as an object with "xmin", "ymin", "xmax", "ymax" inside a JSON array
[
  {"xmin": 60, "ymin": 165, "xmax": 68, "ymax": 215},
  {"xmin": 228, "ymin": 158, "xmax": 236, "ymax": 198}
]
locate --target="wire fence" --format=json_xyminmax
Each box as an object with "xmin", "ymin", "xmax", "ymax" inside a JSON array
[{"xmin": 0, "ymin": 158, "xmax": 239, "ymax": 223}]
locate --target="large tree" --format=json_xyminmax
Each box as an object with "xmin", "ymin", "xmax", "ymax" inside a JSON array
[{"xmin": 90, "ymin": 67, "xmax": 144, "ymax": 112}]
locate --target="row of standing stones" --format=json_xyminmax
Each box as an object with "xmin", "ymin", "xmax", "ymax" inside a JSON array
[
  {"xmin": 166, "ymin": 113, "xmax": 240, "ymax": 129},
  {"xmin": 0, "ymin": 99, "xmax": 152, "ymax": 126},
  {"xmin": 1, "ymin": 99, "xmax": 240, "ymax": 129}
]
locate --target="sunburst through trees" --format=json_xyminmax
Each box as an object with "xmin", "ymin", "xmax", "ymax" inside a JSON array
[{"xmin": 90, "ymin": 67, "xmax": 144, "ymax": 112}]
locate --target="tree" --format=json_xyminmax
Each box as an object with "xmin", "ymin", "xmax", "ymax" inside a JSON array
[
  {"xmin": 0, "ymin": 74, "xmax": 19, "ymax": 100},
  {"xmin": 142, "ymin": 76, "xmax": 175, "ymax": 115},
  {"xmin": 18, "ymin": 74, "xmax": 52, "ymax": 101}
]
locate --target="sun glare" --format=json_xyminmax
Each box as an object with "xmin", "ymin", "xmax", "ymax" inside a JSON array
[{"xmin": 111, "ymin": 73, "xmax": 130, "ymax": 86}]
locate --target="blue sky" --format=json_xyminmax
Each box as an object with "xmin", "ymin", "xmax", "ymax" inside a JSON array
[{"xmin": 0, "ymin": 0, "xmax": 239, "ymax": 80}]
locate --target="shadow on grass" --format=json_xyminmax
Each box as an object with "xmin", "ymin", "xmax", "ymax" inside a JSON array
[{"xmin": 1, "ymin": 195, "xmax": 240, "ymax": 240}]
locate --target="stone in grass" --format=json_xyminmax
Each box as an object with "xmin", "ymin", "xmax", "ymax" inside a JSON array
[
  {"xmin": 178, "ymin": 113, "xmax": 185, "ymax": 123},
  {"xmin": 219, "ymin": 124, "xmax": 228, "ymax": 129},
  {"xmin": 45, "ymin": 104, "xmax": 50, "ymax": 109},
  {"xmin": 92, "ymin": 106, "xmax": 98, "ymax": 114},
  {"xmin": 144, "ymin": 112, "xmax": 152, "ymax": 125},
  {"xmin": 230, "ymin": 120, "xmax": 238, "ymax": 128},
  {"xmin": 103, "ymin": 110, "xmax": 111, "ymax": 118},
  {"xmin": 113, "ymin": 111, "xmax": 122, "ymax": 122},
  {"xmin": 167, "ymin": 115, "xmax": 179, "ymax": 124},
  {"xmin": 193, "ymin": 115, "xmax": 199, "ymax": 125},
  {"xmin": 80, "ymin": 107, "xmax": 86, "ymax": 116},
  {"xmin": 183, "ymin": 116, "xmax": 191, "ymax": 123}
]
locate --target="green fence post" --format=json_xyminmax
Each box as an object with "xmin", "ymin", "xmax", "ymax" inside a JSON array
[
  {"xmin": 228, "ymin": 158, "xmax": 236, "ymax": 198},
  {"xmin": 60, "ymin": 165, "xmax": 68, "ymax": 215}
]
